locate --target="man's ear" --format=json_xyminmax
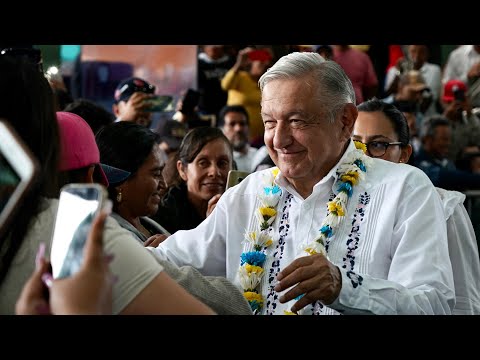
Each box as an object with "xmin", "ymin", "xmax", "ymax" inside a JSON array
[
  {"xmin": 112, "ymin": 103, "xmax": 120, "ymax": 117},
  {"xmin": 339, "ymin": 103, "xmax": 358, "ymax": 141},
  {"xmin": 176, "ymin": 160, "xmax": 188, "ymax": 182}
]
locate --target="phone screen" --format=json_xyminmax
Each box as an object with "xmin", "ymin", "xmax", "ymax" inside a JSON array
[
  {"xmin": 0, "ymin": 120, "xmax": 38, "ymax": 238},
  {"xmin": 50, "ymin": 184, "xmax": 105, "ymax": 279},
  {"xmin": 0, "ymin": 153, "xmax": 21, "ymax": 214},
  {"xmin": 144, "ymin": 95, "xmax": 174, "ymax": 112}
]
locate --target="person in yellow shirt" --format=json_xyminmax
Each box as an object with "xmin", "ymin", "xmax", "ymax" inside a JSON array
[{"xmin": 221, "ymin": 47, "xmax": 272, "ymax": 147}]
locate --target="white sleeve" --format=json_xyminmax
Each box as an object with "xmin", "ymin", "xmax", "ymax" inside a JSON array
[
  {"xmin": 103, "ymin": 216, "xmax": 164, "ymax": 314},
  {"xmin": 330, "ymin": 174, "xmax": 455, "ymax": 315},
  {"xmin": 430, "ymin": 65, "xmax": 442, "ymax": 101},
  {"xmin": 150, "ymin": 196, "xmax": 228, "ymax": 277},
  {"xmin": 445, "ymin": 203, "xmax": 480, "ymax": 314},
  {"xmin": 384, "ymin": 66, "xmax": 399, "ymax": 92}
]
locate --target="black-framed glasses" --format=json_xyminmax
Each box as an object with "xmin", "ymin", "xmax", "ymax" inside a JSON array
[
  {"xmin": 0, "ymin": 47, "xmax": 43, "ymax": 72},
  {"xmin": 358, "ymin": 141, "xmax": 403, "ymax": 158}
]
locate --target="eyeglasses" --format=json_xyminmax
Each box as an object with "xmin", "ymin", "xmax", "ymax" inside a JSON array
[
  {"xmin": 0, "ymin": 47, "xmax": 43, "ymax": 72},
  {"xmin": 357, "ymin": 141, "xmax": 403, "ymax": 158}
]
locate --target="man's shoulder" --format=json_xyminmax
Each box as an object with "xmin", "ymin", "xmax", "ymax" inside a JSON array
[{"xmin": 368, "ymin": 159, "xmax": 432, "ymax": 188}]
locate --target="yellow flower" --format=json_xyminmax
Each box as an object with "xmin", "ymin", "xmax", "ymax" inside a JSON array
[
  {"xmin": 259, "ymin": 207, "xmax": 277, "ymax": 219},
  {"xmin": 245, "ymin": 264, "xmax": 264, "ymax": 275},
  {"xmin": 340, "ymin": 171, "xmax": 360, "ymax": 185},
  {"xmin": 284, "ymin": 310, "xmax": 298, "ymax": 315},
  {"xmin": 244, "ymin": 291, "xmax": 263, "ymax": 304},
  {"xmin": 354, "ymin": 140, "xmax": 367, "ymax": 153},
  {"xmin": 327, "ymin": 201, "xmax": 345, "ymax": 216},
  {"xmin": 271, "ymin": 167, "xmax": 280, "ymax": 178},
  {"xmin": 304, "ymin": 247, "xmax": 318, "ymax": 255}
]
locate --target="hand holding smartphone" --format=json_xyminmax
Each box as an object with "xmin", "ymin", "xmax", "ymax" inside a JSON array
[
  {"xmin": 50, "ymin": 183, "xmax": 108, "ymax": 279},
  {"xmin": 0, "ymin": 119, "xmax": 39, "ymax": 238}
]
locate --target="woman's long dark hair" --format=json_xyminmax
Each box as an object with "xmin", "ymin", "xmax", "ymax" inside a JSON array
[{"xmin": 0, "ymin": 55, "xmax": 60, "ymax": 285}]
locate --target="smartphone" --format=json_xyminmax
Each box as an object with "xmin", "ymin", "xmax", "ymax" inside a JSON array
[
  {"xmin": 50, "ymin": 183, "xmax": 107, "ymax": 279},
  {"xmin": 226, "ymin": 170, "xmax": 250, "ymax": 190},
  {"xmin": 144, "ymin": 95, "xmax": 174, "ymax": 112},
  {"xmin": 248, "ymin": 49, "xmax": 272, "ymax": 62},
  {"xmin": 0, "ymin": 119, "xmax": 39, "ymax": 238}
]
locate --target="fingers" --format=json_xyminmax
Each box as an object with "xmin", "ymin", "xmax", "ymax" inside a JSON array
[
  {"xmin": 15, "ymin": 243, "xmax": 52, "ymax": 315},
  {"xmin": 144, "ymin": 234, "xmax": 168, "ymax": 247},
  {"xmin": 83, "ymin": 200, "xmax": 112, "ymax": 265},
  {"xmin": 276, "ymin": 254, "xmax": 320, "ymax": 282}
]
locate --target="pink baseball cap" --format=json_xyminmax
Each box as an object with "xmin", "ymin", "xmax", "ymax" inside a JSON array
[{"xmin": 56, "ymin": 111, "xmax": 109, "ymax": 187}]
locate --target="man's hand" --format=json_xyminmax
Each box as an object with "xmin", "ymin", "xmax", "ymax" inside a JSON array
[{"xmin": 274, "ymin": 254, "xmax": 342, "ymax": 313}]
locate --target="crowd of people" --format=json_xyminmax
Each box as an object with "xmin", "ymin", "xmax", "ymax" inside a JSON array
[{"xmin": 1, "ymin": 44, "xmax": 479, "ymax": 315}]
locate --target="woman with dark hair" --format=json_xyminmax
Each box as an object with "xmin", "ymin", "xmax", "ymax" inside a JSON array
[
  {"xmin": 152, "ymin": 126, "xmax": 233, "ymax": 234},
  {"xmin": 0, "ymin": 54, "xmax": 61, "ymax": 313},
  {"xmin": 96, "ymin": 121, "xmax": 169, "ymax": 243},
  {"xmin": 353, "ymin": 98, "xmax": 480, "ymax": 315}
]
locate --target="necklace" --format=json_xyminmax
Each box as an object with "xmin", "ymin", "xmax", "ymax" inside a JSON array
[{"xmin": 238, "ymin": 141, "xmax": 371, "ymax": 314}]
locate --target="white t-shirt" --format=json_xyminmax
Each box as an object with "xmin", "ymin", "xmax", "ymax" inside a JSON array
[
  {"xmin": 153, "ymin": 141, "xmax": 455, "ymax": 315},
  {"xmin": 233, "ymin": 145, "xmax": 258, "ymax": 172}
]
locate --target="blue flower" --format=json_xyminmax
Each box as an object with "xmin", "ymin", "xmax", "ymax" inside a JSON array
[
  {"xmin": 337, "ymin": 181, "xmax": 353, "ymax": 197},
  {"xmin": 354, "ymin": 159, "xmax": 366, "ymax": 172},
  {"xmin": 264, "ymin": 185, "xmax": 281, "ymax": 196},
  {"xmin": 240, "ymin": 251, "xmax": 267, "ymax": 266},
  {"xmin": 320, "ymin": 225, "xmax": 333, "ymax": 238}
]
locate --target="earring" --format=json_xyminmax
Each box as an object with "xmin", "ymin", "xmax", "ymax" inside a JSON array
[{"xmin": 116, "ymin": 190, "xmax": 122, "ymax": 203}]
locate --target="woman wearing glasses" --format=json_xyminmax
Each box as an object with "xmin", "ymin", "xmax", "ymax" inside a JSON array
[{"xmin": 353, "ymin": 98, "xmax": 480, "ymax": 315}]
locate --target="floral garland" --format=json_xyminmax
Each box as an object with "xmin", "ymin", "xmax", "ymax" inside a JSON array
[
  {"xmin": 238, "ymin": 168, "xmax": 281, "ymax": 313},
  {"xmin": 238, "ymin": 141, "xmax": 371, "ymax": 314}
]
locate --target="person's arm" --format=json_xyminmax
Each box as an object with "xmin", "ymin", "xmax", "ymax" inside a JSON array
[
  {"xmin": 120, "ymin": 271, "xmax": 215, "ymax": 315},
  {"xmin": 149, "ymin": 195, "xmax": 229, "ymax": 276},
  {"xmin": 103, "ymin": 216, "xmax": 215, "ymax": 314},
  {"xmin": 439, "ymin": 189, "xmax": 480, "ymax": 314},
  {"xmin": 220, "ymin": 47, "xmax": 252, "ymax": 91},
  {"xmin": 333, "ymin": 172, "xmax": 454, "ymax": 314}
]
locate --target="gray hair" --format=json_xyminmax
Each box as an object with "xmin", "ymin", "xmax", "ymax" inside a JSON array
[{"xmin": 258, "ymin": 52, "xmax": 355, "ymax": 123}]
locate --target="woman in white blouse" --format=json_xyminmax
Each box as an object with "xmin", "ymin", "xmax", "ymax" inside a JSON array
[{"xmin": 354, "ymin": 98, "xmax": 480, "ymax": 315}]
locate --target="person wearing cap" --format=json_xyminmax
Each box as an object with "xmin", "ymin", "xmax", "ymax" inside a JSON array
[
  {"xmin": 441, "ymin": 79, "xmax": 480, "ymax": 162},
  {"xmin": 221, "ymin": 46, "xmax": 273, "ymax": 147},
  {"xmin": 57, "ymin": 111, "xmax": 110, "ymax": 188},
  {"xmin": 442, "ymin": 45, "xmax": 480, "ymax": 108},
  {"xmin": 95, "ymin": 121, "xmax": 170, "ymax": 245},
  {"xmin": 112, "ymin": 76, "xmax": 157, "ymax": 128}
]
